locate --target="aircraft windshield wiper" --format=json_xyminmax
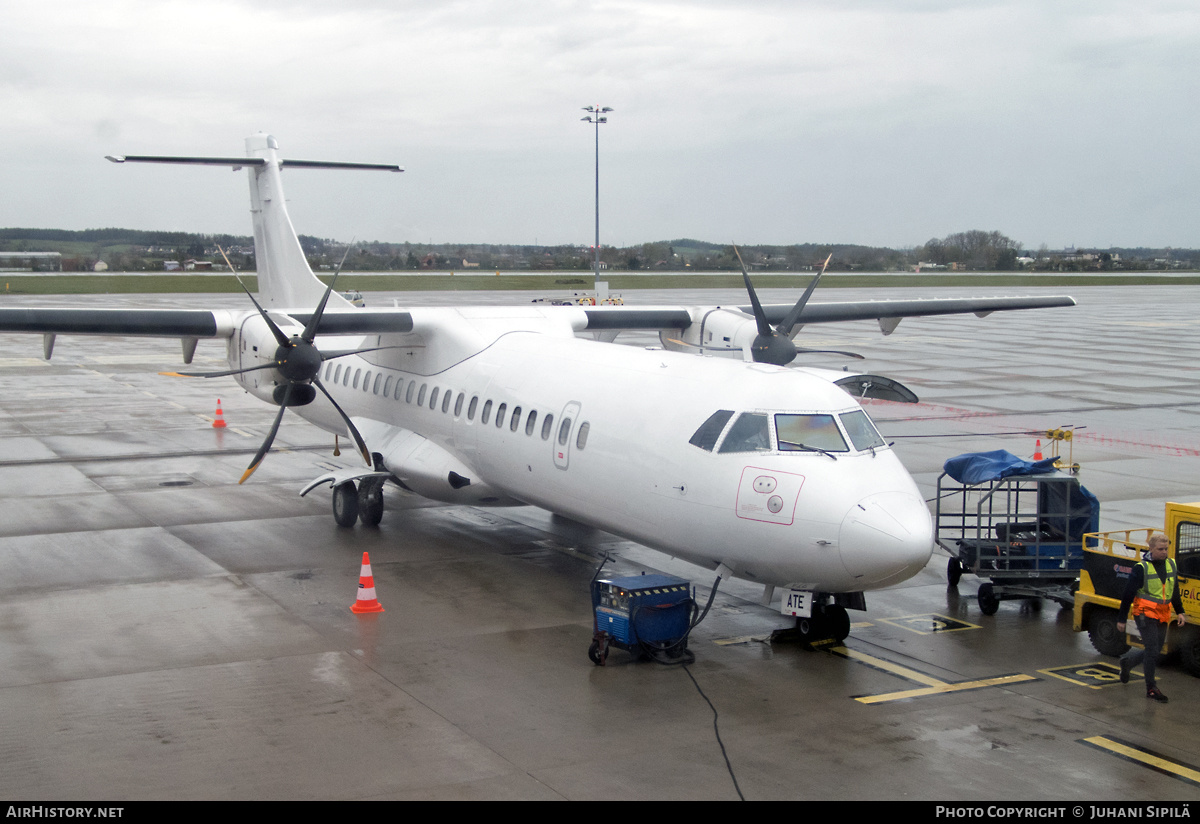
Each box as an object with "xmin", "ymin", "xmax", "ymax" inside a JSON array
[{"xmin": 780, "ymin": 442, "xmax": 839, "ymax": 460}]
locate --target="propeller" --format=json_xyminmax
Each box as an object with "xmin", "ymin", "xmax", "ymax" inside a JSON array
[
  {"xmin": 165, "ymin": 245, "xmax": 377, "ymax": 483},
  {"xmin": 733, "ymin": 248, "xmax": 862, "ymax": 364}
]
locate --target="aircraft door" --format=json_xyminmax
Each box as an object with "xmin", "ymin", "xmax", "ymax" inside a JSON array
[{"xmin": 554, "ymin": 401, "xmax": 582, "ymax": 470}]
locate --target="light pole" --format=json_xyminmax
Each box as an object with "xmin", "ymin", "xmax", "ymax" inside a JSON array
[{"xmin": 581, "ymin": 105, "xmax": 612, "ymax": 279}]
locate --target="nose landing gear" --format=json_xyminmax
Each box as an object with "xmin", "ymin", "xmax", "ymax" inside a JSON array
[{"xmin": 771, "ymin": 603, "xmax": 852, "ymax": 647}]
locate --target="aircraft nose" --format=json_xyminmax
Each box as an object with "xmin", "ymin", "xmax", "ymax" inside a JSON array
[{"xmin": 839, "ymin": 491, "xmax": 933, "ymax": 587}]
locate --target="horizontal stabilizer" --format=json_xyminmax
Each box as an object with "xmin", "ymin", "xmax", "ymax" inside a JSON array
[{"xmin": 106, "ymin": 155, "xmax": 402, "ymax": 172}]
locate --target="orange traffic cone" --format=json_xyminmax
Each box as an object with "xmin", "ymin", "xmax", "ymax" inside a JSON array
[
  {"xmin": 213, "ymin": 399, "xmax": 227, "ymax": 429},
  {"xmin": 350, "ymin": 551, "xmax": 385, "ymax": 614},
  {"xmin": 1033, "ymin": 438, "xmax": 1043, "ymax": 461}
]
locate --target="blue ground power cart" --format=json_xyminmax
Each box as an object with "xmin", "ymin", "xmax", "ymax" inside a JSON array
[
  {"xmin": 589, "ymin": 573, "xmax": 695, "ymax": 665},
  {"xmin": 935, "ymin": 450, "xmax": 1099, "ymax": 614}
]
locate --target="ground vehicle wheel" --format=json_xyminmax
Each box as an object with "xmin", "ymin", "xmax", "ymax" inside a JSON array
[
  {"xmin": 358, "ymin": 478, "xmax": 384, "ymax": 527},
  {"xmin": 332, "ymin": 482, "xmax": 359, "ymax": 527},
  {"xmin": 825, "ymin": 605, "xmax": 851, "ymax": 642},
  {"xmin": 978, "ymin": 583, "xmax": 1000, "ymax": 615},
  {"xmin": 1177, "ymin": 625, "xmax": 1200, "ymax": 676},
  {"xmin": 947, "ymin": 557, "xmax": 963, "ymax": 586},
  {"xmin": 1087, "ymin": 608, "xmax": 1130, "ymax": 656}
]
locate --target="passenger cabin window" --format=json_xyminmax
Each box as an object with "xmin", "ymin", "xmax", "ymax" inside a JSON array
[
  {"xmin": 510, "ymin": 406, "xmax": 522, "ymax": 432},
  {"xmin": 373, "ymin": 374, "xmax": 382, "ymax": 395},
  {"xmin": 417, "ymin": 384, "xmax": 427, "ymax": 407},
  {"xmin": 496, "ymin": 403, "xmax": 507, "ymax": 428},
  {"xmin": 718, "ymin": 413, "xmax": 771, "ymax": 453},
  {"xmin": 775, "ymin": 414, "xmax": 848, "ymax": 453},
  {"xmin": 353, "ymin": 369, "xmax": 361, "ymax": 389},
  {"xmin": 394, "ymin": 379, "xmax": 404, "ymax": 400},
  {"xmin": 839, "ymin": 409, "xmax": 886, "ymax": 451},
  {"xmin": 363, "ymin": 370, "xmax": 372, "ymax": 391},
  {"xmin": 406, "ymin": 382, "xmax": 416, "ymax": 403},
  {"xmin": 481, "ymin": 400, "xmax": 492, "ymax": 424},
  {"xmin": 333, "ymin": 364, "xmax": 342, "ymax": 383},
  {"xmin": 689, "ymin": 410, "xmax": 734, "ymax": 452},
  {"xmin": 383, "ymin": 376, "xmax": 392, "ymax": 397},
  {"xmin": 454, "ymin": 392, "xmax": 464, "ymax": 416},
  {"xmin": 525, "ymin": 410, "xmax": 537, "ymax": 436},
  {"xmin": 442, "ymin": 391, "xmax": 452, "ymax": 413},
  {"xmin": 541, "ymin": 414, "xmax": 554, "ymax": 441},
  {"xmin": 576, "ymin": 421, "xmax": 590, "ymax": 450},
  {"xmin": 429, "ymin": 387, "xmax": 440, "ymax": 410},
  {"xmin": 558, "ymin": 417, "xmax": 572, "ymax": 445},
  {"xmin": 468, "ymin": 396, "xmax": 478, "ymax": 420}
]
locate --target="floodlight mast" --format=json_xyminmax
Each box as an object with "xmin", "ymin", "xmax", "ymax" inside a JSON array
[{"xmin": 581, "ymin": 106, "xmax": 612, "ymax": 279}]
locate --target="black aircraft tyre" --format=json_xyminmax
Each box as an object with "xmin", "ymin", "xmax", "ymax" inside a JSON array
[
  {"xmin": 358, "ymin": 478, "xmax": 384, "ymax": 527},
  {"xmin": 978, "ymin": 582, "xmax": 1000, "ymax": 615},
  {"xmin": 333, "ymin": 481, "xmax": 359, "ymax": 528},
  {"xmin": 1087, "ymin": 607, "xmax": 1130, "ymax": 656}
]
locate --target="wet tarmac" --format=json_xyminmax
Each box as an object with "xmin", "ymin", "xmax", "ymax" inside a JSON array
[{"xmin": 0, "ymin": 285, "xmax": 1197, "ymax": 800}]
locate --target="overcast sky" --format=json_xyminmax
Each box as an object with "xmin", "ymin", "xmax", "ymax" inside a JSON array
[{"xmin": 2, "ymin": 1, "xmax": 1197, "ymax": 250}]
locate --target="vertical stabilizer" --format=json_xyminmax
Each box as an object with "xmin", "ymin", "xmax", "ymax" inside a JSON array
[
  {"xmin": 244, "ymin": 134, "xmax": 329, "ymax": 309},
  {"xmin": 107, "ymin": 136, "xmax": 402, "ymax": 310}
]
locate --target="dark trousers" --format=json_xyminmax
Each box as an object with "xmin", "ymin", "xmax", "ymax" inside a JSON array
[{"xmin": 1120, "ymin": 614, "xmax": 1167, "ymax": 688}]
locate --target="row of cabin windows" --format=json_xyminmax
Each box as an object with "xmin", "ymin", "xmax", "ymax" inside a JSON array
[{"xmin": 322, "ymin": 362, "xmax": 591, "ymax": 450}]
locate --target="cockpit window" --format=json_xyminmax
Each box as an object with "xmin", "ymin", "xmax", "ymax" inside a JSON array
[
  {"xmin": 689, "ymin": 410, "xmax": 734, "ymax": 452},
  {"xmin": 839, "ymin": 409, "xmax": 886, "ymax": 451},
  {"xmin": 718, "ymin": 413, "xmax": 771, "ymax": 453},
  {"xmin": 775, "ymin": 414, "xmax": 849, "ymax": 453}
]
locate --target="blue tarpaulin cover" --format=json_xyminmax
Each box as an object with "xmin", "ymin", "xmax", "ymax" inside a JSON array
[{"xmin": 943, "ymin": 450, "xmax": 1061, "ymax": 485}]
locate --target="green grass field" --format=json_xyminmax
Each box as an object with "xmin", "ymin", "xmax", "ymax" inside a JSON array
[{"xmin": 2, "ymin": 271, "xmax": 1199, "ymax": 295}]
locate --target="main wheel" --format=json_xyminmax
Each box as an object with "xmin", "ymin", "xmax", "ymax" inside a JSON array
[
  {"xmin": 332, "ymin": 481, "xmax": 359, "ymax": 528},
  {"xmin": 358, "ymin": 478, "xmax": 384, "ymax": 527},
  {"xmin": 1087, "ymin": 608, "xmax": 1130, "ymax": 656},
  {"xmin": 978, "ymin": 582, "xmax": 1000, "ymax": 615}
]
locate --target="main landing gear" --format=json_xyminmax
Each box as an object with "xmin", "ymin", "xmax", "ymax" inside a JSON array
[{"xmin": 332, "ymin": 477, "xmax": 387, "ymax": 528}]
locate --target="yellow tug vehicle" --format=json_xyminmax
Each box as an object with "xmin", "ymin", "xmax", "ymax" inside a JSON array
[{"xmin": 1073, "ymin": 501, "xmax": 1200, "ymax": 675}]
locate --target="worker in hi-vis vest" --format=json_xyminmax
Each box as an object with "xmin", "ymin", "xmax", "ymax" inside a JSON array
[{"xmin": 1117, "ymin": 533, "xmax": 1186, "ymax": 703}]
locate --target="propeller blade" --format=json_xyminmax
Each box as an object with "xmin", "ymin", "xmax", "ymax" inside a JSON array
[
  {"xmin": 239, "ymin": 384, "xmax": 292, "ymax": 484},
  {"xmin": 776, "ymin": 255, "xmax": 832, "ymax": 337},
  {"xmin": 218, "ymin": 245, "xmax": 291, "ymax": 349},
  {"xmin": 733, "ymin": 245, "xmax": 773, "ymax": 338},
  {"xmin": 302, "ymin": 241, "xmax": 355, "ymax": 344},
  {"xmin": 313, "ymin": 377, "xmax": 372, "ymax": 466},
  {"xmin": 160, "ymin": 363, "xmax": 278, "ymax": 379}
]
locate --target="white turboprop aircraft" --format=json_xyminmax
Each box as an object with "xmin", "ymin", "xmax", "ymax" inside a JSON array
[{"xmin": 0, "ymin": 134, "xmax": 1074, "ymax": 643}]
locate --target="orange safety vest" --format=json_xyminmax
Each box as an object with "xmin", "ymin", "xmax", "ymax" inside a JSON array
[{"xmin": 1132, "ymin": 558, "xmax": 1177, "ymax": 622}]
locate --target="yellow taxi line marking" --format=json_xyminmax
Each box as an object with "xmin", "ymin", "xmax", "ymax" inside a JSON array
[
  {"xmin": 853, "ymin": 674, "xmax": 1038, "ymax": 705},
  {"xmin": 829, "ymin": 646, "xmax": 947, "ymax": 688},
  {"xmin": 1081, "ymin": 736, "xmax": 1200, "ymax": 787}
]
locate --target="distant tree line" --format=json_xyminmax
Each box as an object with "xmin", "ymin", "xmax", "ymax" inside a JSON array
[{"xmin": 1, "ymin": 227, "xmax": 1197, "ymax": 272}]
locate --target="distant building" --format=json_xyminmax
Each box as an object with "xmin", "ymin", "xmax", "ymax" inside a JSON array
[
  {"xmin": 0, "ymin": 252, "xmax": 62, "ymax": 272},
  {"xmin": 163, "ymin": 260, "xmax": 182, "ymax": 271}
]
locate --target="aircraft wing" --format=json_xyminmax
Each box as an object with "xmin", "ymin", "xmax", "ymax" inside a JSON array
[
  {"xmin": 579, "ymin": 294, "xmax": 1075, "ymax": 332},
  {"xmin": 0, "ymin": 308, "xmax": 233, "ymax": 337}
]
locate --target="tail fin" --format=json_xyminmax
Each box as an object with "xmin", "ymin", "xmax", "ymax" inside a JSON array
[{"xmin": 107, "ymin": 134, "xmax": 403, "ymax": 309}]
